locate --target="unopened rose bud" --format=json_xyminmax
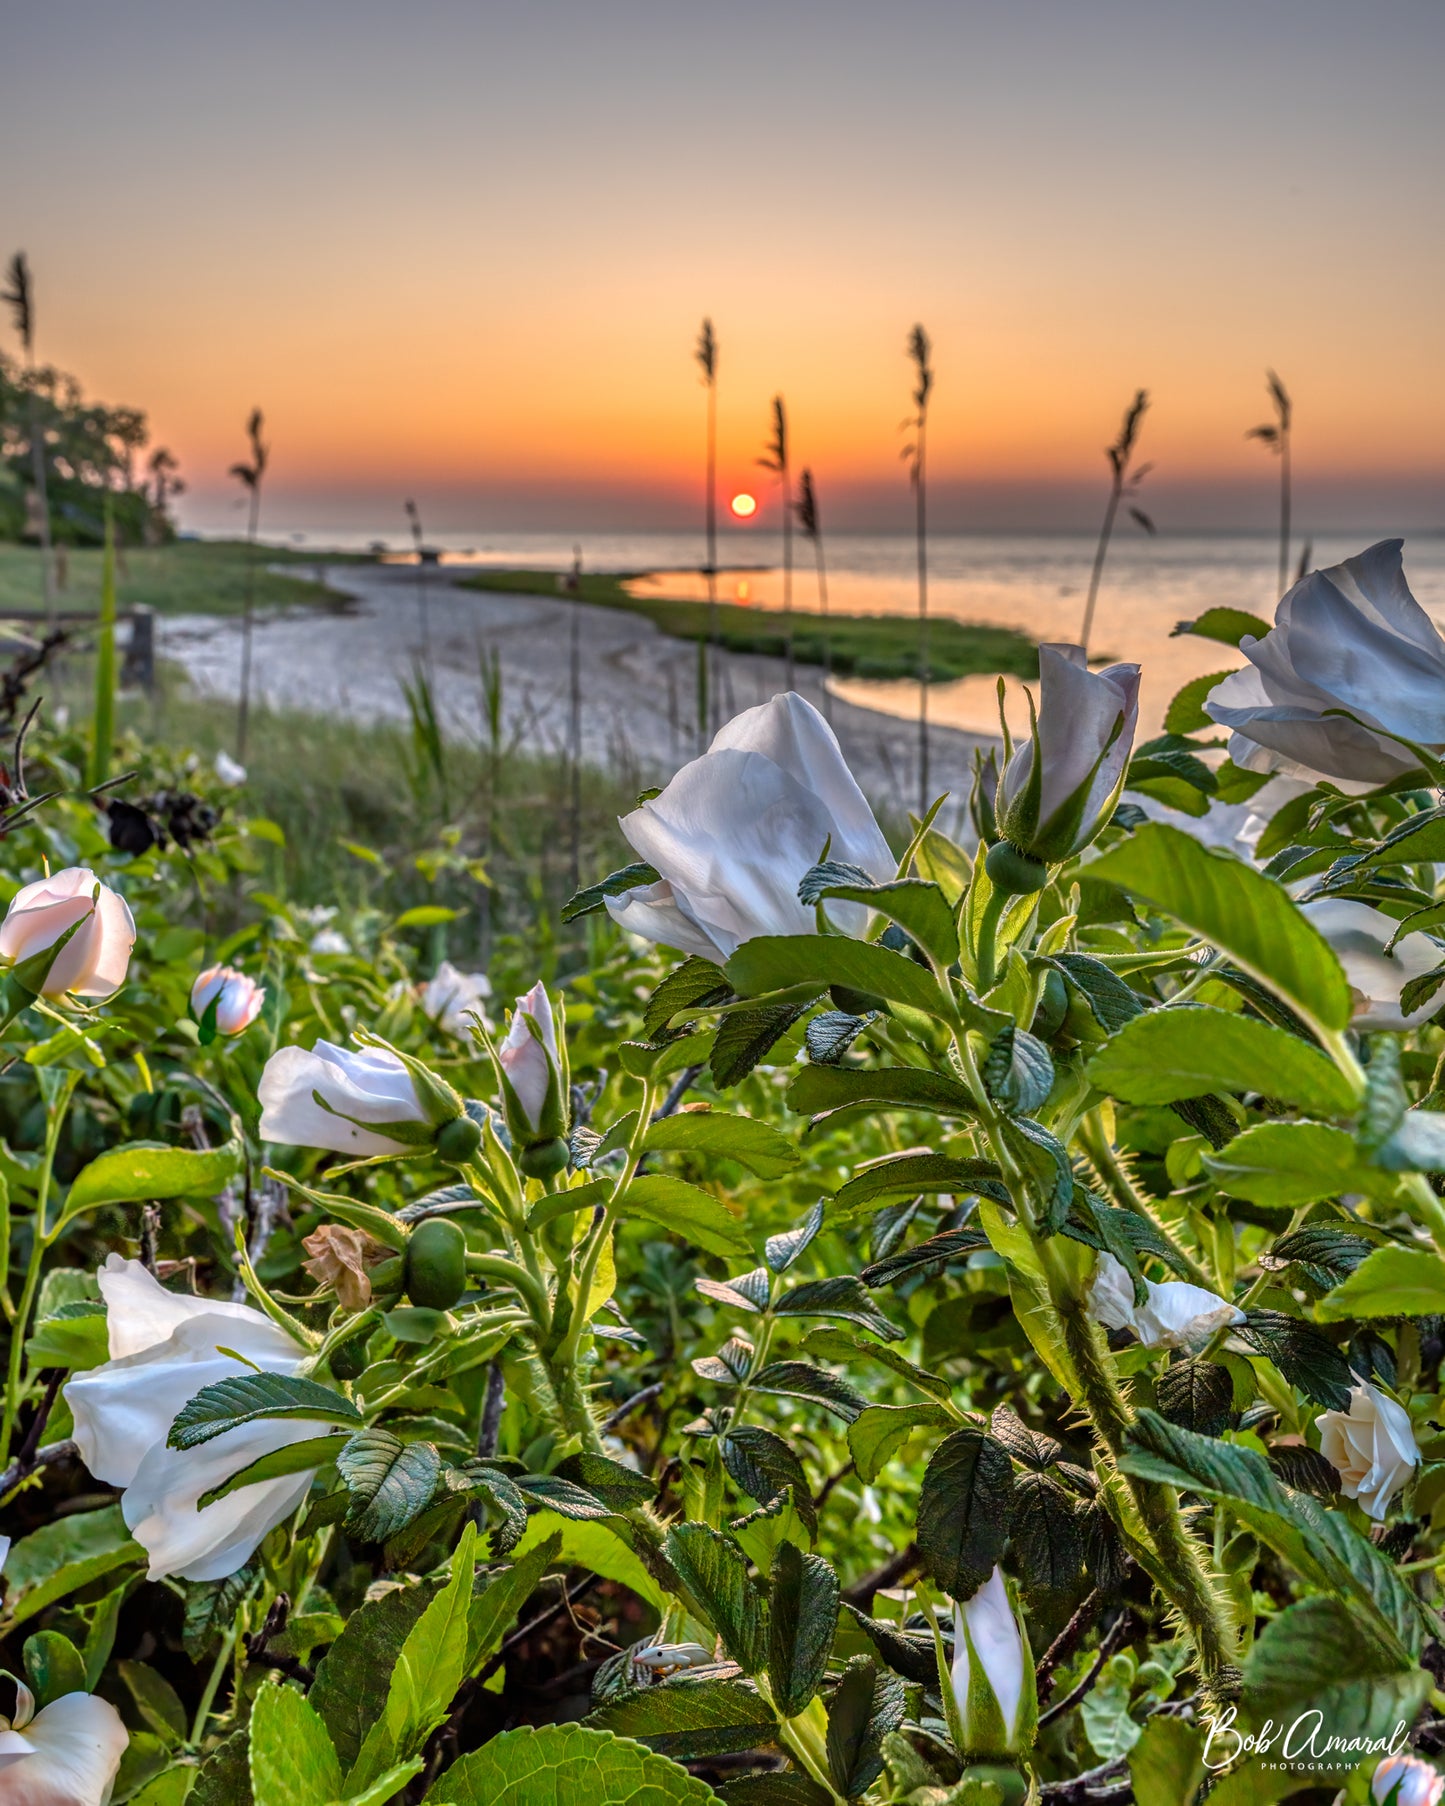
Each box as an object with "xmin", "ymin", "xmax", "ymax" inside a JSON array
[{"xmin": 191, "ymin": 964, "xmax": 266, "ymax": 1039}]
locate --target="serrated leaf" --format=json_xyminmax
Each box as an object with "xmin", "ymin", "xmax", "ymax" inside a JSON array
[
  {"xmin": 643, "ymin": 955, "xmax": 734, "ymax": 1036},
  {"xmin": 514, "ymin": 1473, "xmax": 619, "ymax": 1522},
  {"xmin": 1317, "ymin": 1242, "xmax": 1445, "ymax": 1319},
  {"xmin": 774, "ymin": 1275, "xmax": 902, "ymax": 1340},
  {"xmin": 841, "ymin": 1603, "xmax": 939, "ymax": 1684},
  {"xmin": 248, "ymin": 1681, "xmax": 341, "ymax": 1806},
  {"xmin": 1266, "ymin": 1223, "xmax": 1375, "ymax": 1291},
  {"xmin": 848, "ymin": 1404, "xmax": 954, "ymax": 1483},
  {"xmin": 722, "ymin": 1426, "xmax": 817, "ymax": 1536},
  {"xmin": 826, "ymin": 1654, "xmax": 903, "ymax": 1798},
  {"xmin": 750, "ymin": 1361, "xmax": 867, "ymax": 1423},
  {"xmin": 336, "ymin": 1430, "xmax": 443, "ymax": 1542},
  {"xmin": 663, "ymin": 1524, "xmax": 768, "ymax": 1672},
  {"xmin": 768, "ymin": 1542, "xmax": 839, "ymax": 1717},
  {"xmin": 805, "ymin": 1011, "xmax": 870, "ymax": 1065},
  {"xmin": 1229, "ymin": 1311, "xmax": 1352, "ymax": 1408},
  {"xmin": 726, "ymin": 934, "xmax": 948, "ymax": 1017},
  {"xmin": 562, "ymin": 861, "xmax": 661, "ymax": 923},
  {"xmin": 1173, "ymin": 605, "xmax": 1271, "ymax": 647},
  {"xmin": 1204, "ymin": 1120, "xmax": 1380, "ymax": 1207},
  {"xmin": 983, "ymin": 1024, "xmax": 1055, "ymax": 1115},
  {"xmin": 1009, "ymin": 1470, "xmax": 1085, "ymax": 1599},
  {"xmin": 554, "ymin": 1451, "xmax": 656, "ymax": 1511},
  {"xmin": 765, "ymin": 1201, "xmax": 824, "ymax": 1273},
  {"xmin": 0, "ymin": 1506, "xmax": 144, "ymax": 1633},
  {"xmin": 64, "ymin": 1138, "xmax": 245, "ymax": 1218},
  {"xmin": 643, "ymin": 1111, "xmax": 800, "ymax": 1179},
  {"xmin": 586, "ymin": 1679, "xmax": 777, "ymax": 1761},
  {"xmin": 311, "ymin": 1583, "xmax": 438, "ymax": 1769},
  {"xmin": 1156, "ymin": 1357, "xmax": 1234, "ymax": 1438},
  {"xmin": 788, "ymin": 1065, "xmax": 976, "ymax": 1127},
  {"xmin": 860, "ymin": 1225, "xmax": 988, "ymax": 1288},
  {"xmin": 1241, "ymin": 1595, "xmax": 1429, "ymax": 1751},
  {"xmin": 989, "ymin": 1406, "xmax": 1062, "ymax": 1471},
  {"xmin": 1087, "ymin": 1006, "xmax": 1356, "ymax": 1116},
  {"xmin": 1044, "ymin": 952, "xmax": 1149, "ymax": 1032},
  {"xmin": 812, "ymin": 877, "xmax": 958, "ymax": 966},
  {"xmin": 916, "ymin": 1428, "xmax": 1012, "ymax": 1599},
  {"xmin": 168, "ymin": 1372, "xmax": 359, "ymax": 1449},
  {"xmin": 710, "ymin": 1002, "xmax": 811, "ymax": 1087},
  {"xmin": 832, "ymin": 1152, "xmax": 1006, "ymax": 1224},
  {"xmin": 1086, "ymin": 823, "xmax": 1352, "ymax": 1034},
  {"xmin": 620, "ymin": 1174, "xmax": 751, "ymax": 1256}
]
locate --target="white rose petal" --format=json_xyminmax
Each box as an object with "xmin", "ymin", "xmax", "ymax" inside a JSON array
[
  {"xmin": 1317, "ymin": 1379, "xmax": 1420, "ymax": 1522},
  {"xmin": 1300, "ymin": 899, "xmax": 1444, "ymax": 1032},
  {"xmin": 191, "ymin": 964, "xmax": 266, "ymax": 1036},
  {"xmin": 422, "ymin": 961, "xmax": 492, "ymax": 1038},
  {"xmin": 0, "ymin": 1690, "xmax": 129, "ymax": 1806},
  {"xmin": 1088, "ymin": 1253, "xmax": 1243, "ymax": 1351},
  {"xmin": 951, "ymin": 1565, "xmax": 1028, "ymax": 1750},
  {"xmin": 1372, "ymin": 1753, "xmax": 1445, "ymax": 1806},
  {"xmin": 605, "ymin": 692, "xmax": 893, "ymax": 959},
  {"xmin": 499, "ymin": 981, "xmax": 559, "ymax": 1132},
  {"xmin": 258, "ymin": 1040, "xmax": 426, "ymax": 1155}
]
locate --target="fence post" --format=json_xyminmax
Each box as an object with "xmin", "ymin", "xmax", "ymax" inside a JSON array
[{"xmin": 123, "ymin": 606, "xmax": 155, "ymax": 693}]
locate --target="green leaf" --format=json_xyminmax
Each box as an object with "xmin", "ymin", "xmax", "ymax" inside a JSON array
[
  {"xmin": 811, "ymin": 876, "xmax": 959, "ymax": 967},
  {"xmin": 346, "ymin": 1521, "xmax": 478, "ymax": 1791},
  {"xmin": 119, "ymin": 1659, "xmax": 189, "ymax": 1745},
  {"xmin": 64, "ymin": 1137, "xmax": 245, "ymax": 1217},
  {"xmin": 916, "ymin": 1428, "xmax": 1012, "ymax": 1600},
  {"xmin": 248, "ymin": 1681, "xmax": 342, "ymax": 1806},
  {"xmin": 513, "ymin": 1473, "xmax": 619, "ymax": 1521},
  {"xmin": 1044, "ymin": 953, "xmax": 1149, "ymax": 1032},
  {"xmin": 860, "ymin": 1226, "xmax": 989, "ymax": 1288},
  {"xmin": 726, "ymin": 934, "xmax": 949, "ymax": 1017},
  {"xmin": 721, "ymin": 1426, "xmax": 817, "ymax": 1536},
  {"xmin": 1241, "ymin": 1595, "xmax": 1429, "ymax": 1750},
  {"xmin": 466, "ymin": 1530, "xmax": 565, "ymax": 1667},
  {"xmin": 710, "ymin": 1002, "xmax": 810, "ymax": 1087},
  {"xmin": 1127, "ymin": 1716, "xmax": 1206, "ymax": 1806},
  {"xmin": 393, "ymin": 904, "xmax": 461, "ymax": 929},
  {"xmin": 198, "ymin": 1436, "xmax": 342, "ymax": 1509},
  {"xmin": 191, "ymin": 1730, "xmax": 253, "ymax": 1806},
  {"xmin": 1009, "ymin": 1471, "xmax": 1085, "ymax": 1599},
  {"xmin": 22, "ymin": 1630, "xmax": 87, "ymax": 1709},
  {"xmin": 982, "ymin": 1025, "xmax": 1055, "ymax": 1116},
  {"xmin": 1086, "ymin": 1007, "xmax": 1356, "ymax": 1116},
  {"xmin": 750, "ymin": 1361, "xmax": 867, "ymax": 1423},
  {"xmin": 830, "ymin": 1152, "xmax": 1006, "ymax": 1224},
  {"xmin": 1156, "ymin": 1357, "xmax": 1234, "ymax": 1438},
  {"xmin": 644, "ymin": 956, "xmax": 735, "ymax": 1036},
  {"xmin": 663, "ymin": 1524, "xmax": 768, "ymax": 1673},
  {"xmin": 767, "ymin": 1542, "xmax": 839, "ymax": 1718},
  {"xmin": 562, "ymin": 861, "xmax": 662, "ymax": 923},
  {"xmin": 311, "ymin": 1583, "xmax": 438, "ymax": 1771},
  {"xmin": 1173, "ymin": 606, "xmax": 1272, "ymax": 647},
  {"xmin": 848, "ymin": 1404, "xmax": 954, "ymax": 1483},
  {"xmin": 1086, "ymin": 823, "xmax": 1352, "ymax": 1034},
  {"xmin": 24, "ymin": 1307, "xmax": 109, "ymax": 1371},
  {"xmin": 619, "ymin": 1174, "xmax": 751, "ymax": 1257},
  {"xmin": 642, "ymin": 1111, "xmax": 800, "ymax": 1179},
  {"xmin": 426, "ymin": 1722, "xmax": 726, "ymax": 1803},
  {"xmin": 588, "ymin": 1681, "xmax": 777, "ymax": 1763},
  {"xmin": 168, "ymin": 1372, "xmax": 359, "ymax": 1449},
  {"xmin": 0, "ymin": 1505, "xmax": 143, "ymax": 1632},
  {"xmin": 1164, "ymin": 670, "xmax": 1236, "ymax": 736},
  {"xmin": 1204, "ymin": 1120, "xmax": 1380, "ymax": 1207},
  {"xmin": 774, "ymin": 1276, "xmax": 902, "ymax": 1340},
  {"xmin": 555, "ymin": 1451, "xmax": 656, "ymax": 1511},
  {"xmin": 826, "ymin": 1654, "xmax": 903, "ymax": 1798},
  {"xmin": 1317, "ymin": 1243, "xmax": 1445, "ymax": 1319},
  {"xmin": 788, "ymin": 1063, "xmax": 976, "ymax": 1126},
  {"xmin": 337, "ymin": 1430, "xmax": 442, "ymax": 1542}
]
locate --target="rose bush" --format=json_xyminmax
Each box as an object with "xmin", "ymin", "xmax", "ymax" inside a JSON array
[{"xmin": 5, "ymin": 578, "xmax": 1445, "ymax": 1803}]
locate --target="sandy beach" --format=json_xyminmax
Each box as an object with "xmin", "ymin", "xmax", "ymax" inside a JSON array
[{"xmin": 158, "ymin": 562, "xmax": 995, "ymax": 832}]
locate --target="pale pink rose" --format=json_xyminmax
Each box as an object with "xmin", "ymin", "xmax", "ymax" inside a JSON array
[
  {"xmin": 191, "ymin": 964, "xmax": 266, "ymax": 1035},
  {"xmin": 0, "ymin": 867, "xmax": 135, "ymax": 998}
]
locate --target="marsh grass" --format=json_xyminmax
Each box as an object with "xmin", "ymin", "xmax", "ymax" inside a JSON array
[
  {"xmin": 459, "ymin": 566, "xmax": 1035, "ymax": 685},
  {"xmin": 0, "ymin": 539, "xmax": 357, "ymax": 617}
]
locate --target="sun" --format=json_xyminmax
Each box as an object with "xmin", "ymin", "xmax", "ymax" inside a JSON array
[{"xmin": 729, "ymin": 492, "xmax": 757, "ymax": 519}]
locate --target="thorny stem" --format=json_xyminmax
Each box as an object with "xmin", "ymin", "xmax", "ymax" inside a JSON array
[{"xmin": 1075, "ymin": 1111, "xmax": 1212, "ymax": 1290}]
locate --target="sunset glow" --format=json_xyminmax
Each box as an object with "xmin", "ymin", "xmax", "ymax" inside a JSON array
[{"xmin": 730, "ymin": 493, "xmax": 757, "ymax": 520}]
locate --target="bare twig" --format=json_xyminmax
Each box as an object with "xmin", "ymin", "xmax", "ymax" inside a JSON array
[
  {"xmin": 1037, "ymin": 1610, "xmax": 1132, "ymax": 1727},
  {"xmin": 0, "ymin": 1435, "xmax": 76, "ymax": 1499},
  {"xmin": 601, "ymin": 1382, "xmax": 663, "ymax": 1432},
  {"xmin": 842, "ymin": 1542, "xmax": 921, "ymax": 1608},
  {"xmin": 477, "ymin": 1361, "xmax": 506, "ymax": 1458}
]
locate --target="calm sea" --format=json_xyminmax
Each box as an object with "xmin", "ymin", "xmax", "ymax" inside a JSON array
[{"xmin": 250, "ymin": 527, "xmax": 1445, "ymax": 741}]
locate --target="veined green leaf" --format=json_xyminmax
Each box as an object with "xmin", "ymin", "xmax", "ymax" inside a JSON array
[
  {"xmin": 1087, "ymin": 1007, "xmax": 1356, "ymax": 1116},
  {"xmin": 1317, "ymin": 1243, "xmax": 1445, "ymax": 1320},
  {"xmin": 642, "ymin": 1110, "xmax": 800, "ymax": 1178},
  {"xmin": 425, "ymin": 1723, "xmax": 726, "ymax": 1802}
]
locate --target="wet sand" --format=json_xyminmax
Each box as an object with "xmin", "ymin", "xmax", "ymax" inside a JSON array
[{"xmin": 159, "ymin": 562, "xmax": 995, "ymax": 833}]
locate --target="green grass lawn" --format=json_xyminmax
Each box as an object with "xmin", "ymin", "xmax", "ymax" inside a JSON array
[
  {"xmin": 0, "ymin": 538, "xmax": 360, "ymax": 618},
  {"xmin": 459, "ymin": 567, "xmax": 1037, "ymax": 684}
]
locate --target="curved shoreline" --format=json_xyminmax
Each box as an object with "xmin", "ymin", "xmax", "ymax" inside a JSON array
[{"xmin": 158, "ymin": 562, "xmax": 995, "ymax": 832}]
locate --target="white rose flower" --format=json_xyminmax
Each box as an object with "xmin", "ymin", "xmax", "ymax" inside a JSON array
[
  {"xmin": 308, "ymin": 928, "xmax": 352, "ymax": 957},
  {"xmin": 65, "ymin": 1257, "xmax": 337, "ymax": 1581},
  {"xmin": 214, "ymin": 750, "xmax": 247, "ymax": 787},
  {"xmin": 422, "ymin": 961, "xmax": 492, "ymax": 1038},
  {"xmin": 994, "ymin": 644, "xmax": 1141, "ymax": 868},
  {"xmin": 1316, "ymin": 1378, "xmax": 1420, "ymax": 1522},
  {"xmin": 258, "ymin": 1039, "xmax": 430, "ymax": 1155},
  {"xmin": 1300, "ymin": 899, "xmax": 1443, "ymax": 1032},
  {"xmin": 499, "ymin": 981, "xmax": 559, "ymax": 1133},
  {"xmin": 0, "ymin": 1684, "xmax": 129, "ymax": 1806},
  {"xmin": 1373, "ymin": 1753, "xmax": 1445, "ymax": 1806},
  {"xmin": 0, "ymin": 867, "xmax": 136, "ymax": 999},
  {"xmin": 604, "ymin": 691, "xmax": 893, "ymax": 961},
  {"xmin": 1204, "ymin": 540, "xmax": 1445, "ymax": 791},
  {"xmin": 190, "ymin": 964, "xmax": 266, "ymax": 1036},
  {"xmin": 949, "ymin": 1565, "xmax": 1034, "ymax": 1756},
  {"xmin": 1089, "ymin": 1252, "xmax": 1243, "ymax": 1351}
]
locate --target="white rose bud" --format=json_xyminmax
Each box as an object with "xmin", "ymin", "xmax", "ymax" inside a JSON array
[
  {"xmin": 499, "ymin": 982, "xmax": 559, "ymax": 1132},
  {"xmin": 1300, "ymin": 899, "xmax": 1444, "ymax": 1032},
  {"xmin": 989, "ymin": 644, "xmax": 1140, "ymax": 892},
  {"xmin": 947, "ymin": 1566, "xmax": 1036, "ymax": 1758},
  {"xmin": 0, "ymin": 867, "xmax": 136, "ymax": 999},
  {"xmin": 1205, "ymin": 540, "xmax": 1445, "ymax": 791},
  {"xmin": 1316, "ymin": 1379, "xmax": 1420, "ymax": 1522},
  {"xmin": 1089, "ymin": 1252, "xmax": 1243, "ymax": 1351},
  {"xmin": 64, "ymin": 1257, "xmax": 336, "ymax": 1581},
  {"xmin": 605, "ymin": 691, "xmax": 893, "ymax": 960},
  {"xmin": 1373, "ymin": 1754, "xmax": 1445, "ymax": 1806},
  {"xmin": 258, "ymin": 1039, "xmax": 432, "ymax": 1156},
  {"xmin": 422, "ymin": 960, "xmax": 492, "ymax": 1038},
  {"xmin": 190, "ymin": 964, "xmax": 266, "ymax": 1038},
  {"xmin": 0, "ymin": 1683, "xmax": 129, "ymax": 1806}
]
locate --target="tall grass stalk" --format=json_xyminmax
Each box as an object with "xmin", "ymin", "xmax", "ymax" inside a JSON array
[
  {"xmin": 1079, "ymin": 389, "xmax": 1153, "ymax": 654},
  {"xmin": 696, "ymin": 318, "xmax": 718, "ymax": 737},
  {"xmin": 229, "ymin": 408, "xmax": 269, "ymax": 759},
  {"xmin": 402, "ymin": 662, "xmax": 450, "ymax": 818},
  {"xmin": 478, "ymin": 645, "xmax": 504, "ymax": 963},
  {"xmin": 2, "ymin": 254, "xmax": 54, "ymax": 618},
  {"xmin": 404, "ymin": 497, "xmax": 435, "ymax": 682},
  {"xmin": 903, "ymin": 326, "xmax": 933, "ymax": 814},
  {"xmin": 1247, "ymin": 369, "xmax": 1293, "ymax": 599},
  {"xmin": 796, "ymin": 468, "xmax": 831, "ymax": 721},
  {"xmin": 758, "ymin": 397, "xmax": 793, "ymax": 687},
  {"xmin": 87, "ymin": 501, "xmax": 117, "ymax": 790}
]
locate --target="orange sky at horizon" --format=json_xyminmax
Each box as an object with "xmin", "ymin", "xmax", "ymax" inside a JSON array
[{"xmin": 6, "ymin": 2, "xmax": 1443, "ymax": 533}]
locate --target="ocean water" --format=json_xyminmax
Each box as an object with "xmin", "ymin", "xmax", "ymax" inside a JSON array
[{"xmin": 253, "ymin": 526, "xmax": 1445, "ymax": 740}]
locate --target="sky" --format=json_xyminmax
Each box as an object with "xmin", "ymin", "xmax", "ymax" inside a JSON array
[{"xmin": 4, "ymin": 0, "xmax": 1443, "ymax": 538}]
